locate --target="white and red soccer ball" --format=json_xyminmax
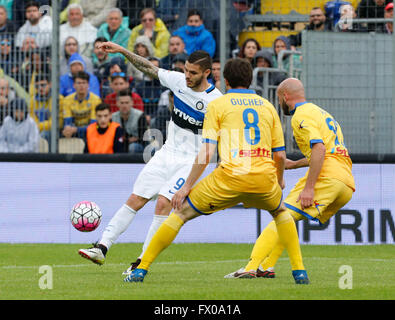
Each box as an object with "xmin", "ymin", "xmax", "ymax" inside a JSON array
[{"xmin": 70, "ymin": 201, "xmax": 102, "ymax": 232}]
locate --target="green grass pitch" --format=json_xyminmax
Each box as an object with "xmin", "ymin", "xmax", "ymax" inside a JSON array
[{"xmin": 0, "ymin": 243, "xmax": 394, "ymax": 300}]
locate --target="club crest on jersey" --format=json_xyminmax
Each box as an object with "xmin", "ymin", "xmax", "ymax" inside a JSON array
[{"xmin": 196, "ymin": 101, "xmax": 204, "ymax": 110}]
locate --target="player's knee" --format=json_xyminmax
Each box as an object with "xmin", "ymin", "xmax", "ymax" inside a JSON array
[
  {"xmin": 175, "ymin": 203, "xmax": 198, "ymax": 223},
  {"xmin": 155, "ymin": 196, "xmax": 172, "ymax": 216},
  {"xmin": 270, "ymin": 203, "xmax": 286, "ymax": 218},
  {"xmin": 126, "ymin": 193, "xmax": 149, "ymax": 211}
]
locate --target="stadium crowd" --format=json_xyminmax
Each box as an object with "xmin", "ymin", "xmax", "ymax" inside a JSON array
[{"xmin": 0, "ymin": 0, "xmax": 392, "ymax": 154}]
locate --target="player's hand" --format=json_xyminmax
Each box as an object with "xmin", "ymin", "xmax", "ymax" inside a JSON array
[
  {"xmin": 99, "ymin": 41, "xmax": 124, "ymax": 54},
  {"xmin": 171, "ymin": 186, "xmax": 191, "ymax": 211},
  {"xmin": 296, "ymin": 187, "xmax": 314, "ymax": 210},
  {"xmin": 279, "ymin": 179, "xmax": 285, "ymax": 190}
]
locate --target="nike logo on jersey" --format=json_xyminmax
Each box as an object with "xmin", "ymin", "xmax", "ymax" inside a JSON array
[{"xmin": 299, "ymin": 120, "xmax": 307, "ymax": 129}]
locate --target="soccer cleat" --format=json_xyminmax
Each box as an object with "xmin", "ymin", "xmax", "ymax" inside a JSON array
[
  {"xmin": 224, "ymin": 268, "xmax": 257, "ymax": 279},
  {"xmin": 224, "ymin": 268, "xmax": 245, "ymax": 278},
  {"xmin": 292, "ymin": 270, "xmax": 310, "ymax": 284},
  {"xmin": 78, "ymin": 243, "xmax": 106, "ymax": 265},
  {"xmin": 256, "ymin": 266, "xmax": 275, "ymax": 278},
  {"xmin": 124, "ymin": 268, "xmax": 148, "ymax": 282},
  {"xmin": 122, "ymin": 258, "xmax": 142, "ymax": 275}
]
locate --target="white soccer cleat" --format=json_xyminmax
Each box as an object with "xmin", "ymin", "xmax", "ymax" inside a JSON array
[
  {"xmin": 224, "ymin": 268, "xmax": 245, "ymax": 278},
  {"xmin": 78, "ymin": 246, "xmax": 106, "ymax": 265}
]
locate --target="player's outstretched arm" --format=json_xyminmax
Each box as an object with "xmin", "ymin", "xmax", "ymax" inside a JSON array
[{"xmin": 100, "ymin": 41, "xmax": 159, "ymax": 80}]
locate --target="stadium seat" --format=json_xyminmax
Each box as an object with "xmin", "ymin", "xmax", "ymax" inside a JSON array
[
  {"xmin": 39, "ymin": 138, "xmax": 49, "ymax": 153},
  {"xmin": 260, "ymin": 0, "xmax": 360, "ymax": 15},
  {"xmin": 58, "ymin": 138, "xmax": 85, "ymax": 154},
  {"xmin": 239, "ymin": 30, "xmax": 299, "ymax": 49}
]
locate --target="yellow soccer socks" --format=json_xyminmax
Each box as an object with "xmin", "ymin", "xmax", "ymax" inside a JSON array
[
  {"xmin": 138, "ymin": 212, "xmax": 185, "ymax": 270},
  {"xmin": 273, "ymin": 211, "xmax": 304, "ymax": 271},
  {"xmin": 245, "ymin": 220, "xmax": 278, "ymax": 271},
  {"xmin": 260, "ymin": 241, "xmax": 285, "ymax": 271},
  {"xmin": 245, "ymin": 211, "xmax": 304, "ymax": 272}
]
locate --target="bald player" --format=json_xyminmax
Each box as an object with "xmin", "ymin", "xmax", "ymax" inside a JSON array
[{"xmin": 226, "ymin": 78, "xmax": 355, "ymax": 279}]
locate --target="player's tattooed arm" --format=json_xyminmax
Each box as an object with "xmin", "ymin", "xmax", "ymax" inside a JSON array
[
  {"xmin": 100, "ymin": 41, "xmax": 159, "ymax": 80},
  {"xmin": 122, "ymin": 50, "xmax": 159, "ymax": 80}
]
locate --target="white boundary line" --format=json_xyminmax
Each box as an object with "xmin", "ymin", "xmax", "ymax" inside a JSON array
[{"xmin": 1, "ymin": 257, "xmax": 394, "ymax": 270}]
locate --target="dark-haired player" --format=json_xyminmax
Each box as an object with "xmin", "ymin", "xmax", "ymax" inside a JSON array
[
  {"xmin": 124, "ymin": 58, "xmax": 308, "ymax": 284},
  {"xmin": 78, "ymin": 41, "xmax": 222, "ymax": 274}
]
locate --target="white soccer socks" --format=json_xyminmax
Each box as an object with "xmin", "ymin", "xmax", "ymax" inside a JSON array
[{"xmin": 100, "ymin": 204, "xmax": 137, "ymax": 250}]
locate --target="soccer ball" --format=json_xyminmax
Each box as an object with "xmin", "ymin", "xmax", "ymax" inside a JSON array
[{"xmin": 70, "ymin": 201, "xmax": 102, "ymax": 232}]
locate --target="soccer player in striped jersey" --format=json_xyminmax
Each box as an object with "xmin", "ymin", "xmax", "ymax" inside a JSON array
[
  {"xmin": 78, "ymin": 42, "xmax": 222, "ymax": 272},
  {"xmin": 124, "ymin": 58, "xmax": 308, "ymax": 284}
]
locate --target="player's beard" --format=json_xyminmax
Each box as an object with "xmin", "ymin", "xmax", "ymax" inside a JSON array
[
  {"xmin": 186, "ymin": 74, "xmax": 204, "ymax": 89},
  {"xmin": 280, "ymin": 99, "xmax": 291, "ymax": 116}
]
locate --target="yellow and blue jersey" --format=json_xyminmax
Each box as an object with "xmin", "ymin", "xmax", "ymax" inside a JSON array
[
  {"xmin": 202, "ymin": 89, "xmax": 285, "ymax": 193},
  {"xmin": 63, "ymin": 92, "xmax": 101, "ymax": 128},
  {"xmin": 291, "ymin": 102, "xmax": 355, "ymax": 191}
]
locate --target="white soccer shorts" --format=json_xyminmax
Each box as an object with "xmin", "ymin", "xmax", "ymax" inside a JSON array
[{"xmin": 132, "ymin": 146, "xmax": 195, "ymax": 201}]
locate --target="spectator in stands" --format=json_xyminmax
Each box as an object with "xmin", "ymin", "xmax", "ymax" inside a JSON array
[
  {"xmin": 79, "ymin": 0, "xmax": 117, "ymax": 29},
  {"xmin": 104, "ymin": 72, "xmax": 144, "ymax": 114},
  {"xmin": 171, "ymin": 52, "xmax": 188, "ymax": 72},
  {"xmin": 0, "ymin": 36, "xmax": 18, "ymax": 75},
  {"xmin": 12, "ymin": 0, "xmax": 50, "ymax": 30},
  {"xmin": 253, "ymin": 50, "xmax": 288, "ymax": 87},
  {"xmin": 62, "ymin": 71, "xmax": 101, "ymax": 139},
  {"xmin": 289, "ymin": 7, "xmax": 333, "ymax": 49},
  {"xmin": 0, "ymin": 5, "xmax": 17, "ymax": 37},
  {"xmin": 0, "ymin": 97, "xmax": 39, "ymax": 152},
  {"xmin": 272, "ymin": 36, "xmax": 302, "ymax": 79},
  {"xmin": 0, "ymin": 77, "xmax": 15, "ymax": 126},
  {"xmin": 171, "ymin": 0, "xmax": 219, "ymax": 56},
  {"xmin": 29, "ymin": 73, "xmax": 64, "ymax": 146},
  {"xmin": 357, "ymin": 0, "xmax": 392, "ymax": 32},
  {"xmin": 160, "ymin": 35, "xmax": 187, "ymax": 69},
  {"xmin": 60, "ymin": 36, "xmax": 94, "ymax": 76},
  {"xmin": 27, "ymin": 50, "xmax": 51, "ymax": 98},
  {"xmin": 60, "ymin": 52, "xmax": 100, "ymax": 97},
  {"xmin": 59, "ymin": 0, "xmax": 79, "ymax": 24},
  {"xmin": 209, "ymin": 58, "xmax": 221, "ymax": 90},
  {"xmin": 92, "ymin": 37, "xmax": 111, "ymax": 85},
  {"xmin": 17, "ymin": 44, "xmax": 40, "ymax": 91},
  {"xmin": 85, "ymin": 102, "xmax": 124, "ymax": 154},
  {"xmin": 99, "ymin": 55, "xmax": 127, "ymax": 95},
  {"xmin": 335, "ymin": 4, "xmax": 367, "ymax": 32},
  {"xmin": 238, "ymin": 38, "xmax": 260, "ymax": 68},
  {"xmin": 97, "ymin": 7, "xmax": 131, "ymax": 59},
  {"xmin": 127, "ymin": 7, "xmax": 170, "ymax": 59},
  {"xmin": 111, "ymin": 88, "xmax": 148, "ymax": 154},
  {"xmin": 173, "ymin": 9, "xmax": 216, "ymax": 58},
  {"xmin": 376, "ymin": 2, "xmax": 393, "ymax": 33},
  {"xmin": 134, "ymin": 56, "xmax": 163, "ymax": 125},
  {"xmin": 156, "ymin": 0, "xmax": 184, "ymax": 30},
  {"xmin": 116, "ymin": 0, "xmax": 156, "ymax": 29},
  {"xmin": 128, "ymin": 35, "xmax": 154, "ymax": 83},
  {"xmin": 100, "ymin": 55, "xmax": 129, "ymax": 98},
  {"xmin": 15, "ymin": 1, "xmax": 52, "ymax": 49},
  {"xmin": 60, "ymin": 3, "xmax": 98, "ymax": 59}
]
